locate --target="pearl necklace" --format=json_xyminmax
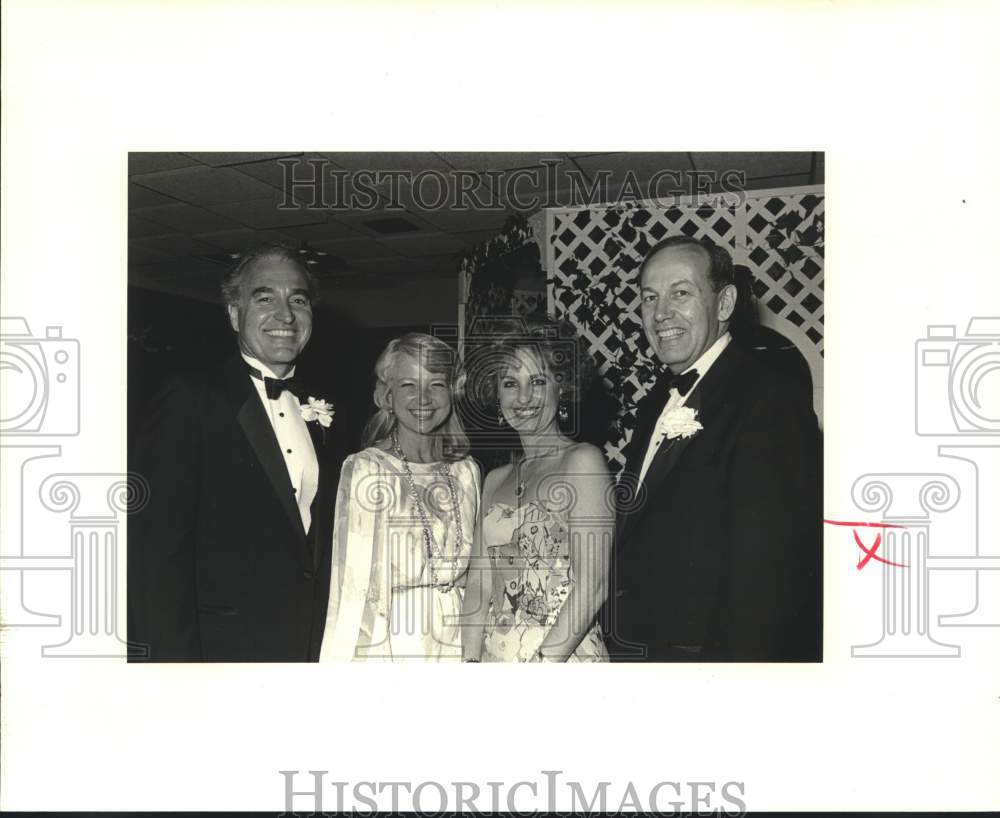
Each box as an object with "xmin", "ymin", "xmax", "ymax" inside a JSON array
[{"xmin": 390, "ymin": 431, "xmax": 465, "ymax": 586}]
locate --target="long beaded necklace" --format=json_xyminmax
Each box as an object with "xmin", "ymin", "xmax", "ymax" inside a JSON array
[{"xmin": 390, "ymin": 431, "xmax": 465, "ymax": 586}]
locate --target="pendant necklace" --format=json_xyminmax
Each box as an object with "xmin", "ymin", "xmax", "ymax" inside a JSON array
[
  {"xmin": 514, "ymin": 444, "xmax": 569, "ymax": 502},
  {"xmin": 390, "ymin": 431, "xmax": 465, "ymax": 586}
]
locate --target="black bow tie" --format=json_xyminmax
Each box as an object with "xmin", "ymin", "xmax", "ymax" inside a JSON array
[
  {"xmin": 247, "ymin": 366, "xmax": 302, "ymax": 400},
  {"xmin": 664, "ymin": 368, "xmax": 699, "ymax": 397}
]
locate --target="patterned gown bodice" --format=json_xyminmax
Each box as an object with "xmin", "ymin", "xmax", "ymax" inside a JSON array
[{"xmin": 480, "ymin": 500, "xmax": 607, "ymax": 662}]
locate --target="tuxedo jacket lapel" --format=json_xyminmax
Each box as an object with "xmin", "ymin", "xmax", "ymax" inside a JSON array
[
  {"xmin": 222, "ymin": 357, "xmax": 308, "ymax": 545},
  {"xmin": 636, "ymin": 386, "xmax": 704, "ymax": 512},
  {"xmin": 616, "ymin": 376, "xmax": 671, "ymax": 542},
  {"xmin": 616, "ymin": 342, "xmax": 744, "ymax": 545}
]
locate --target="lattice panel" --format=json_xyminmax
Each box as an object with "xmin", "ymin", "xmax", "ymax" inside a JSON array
[
  {"xmin": 744, "ymin": 193, "xmax": 825, "ymax": 354},
  {"xmin": 548, "ymin": 204, "xmax": 739, "ymax": 469}
]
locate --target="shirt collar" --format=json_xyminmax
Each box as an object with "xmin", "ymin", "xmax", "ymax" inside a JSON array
[
  {"xmin": 680, "ymin": 331, "xmax": 731, "ymax": 379},
  {"xmin": 241, "ymin": 353, "xmax": 295, "ymax": 381}
]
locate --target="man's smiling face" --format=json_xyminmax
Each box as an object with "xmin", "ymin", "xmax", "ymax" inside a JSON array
[
  {"xmin": 228, "ymin": 255, "xmax": 313, "ymax": 377},
  {"xmin": 640, "ymin": 243, "xmax": 734, "ymax": 373}
]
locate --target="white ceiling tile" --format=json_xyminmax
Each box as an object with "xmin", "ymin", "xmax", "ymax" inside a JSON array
[
  {"xmin": 375, "ymin": 231, "xmax": 468, "ymax": 258},
  {"xmin": 190, "ymin": 228, "xmax": 258, "ymax": 252},
  {"xmin": 439, "ymin": 152, "xmax": 570, "ymax": 172},
  {"xmin": 278, "ymin": 219, "xmax": 361, "ymax": 243},
  {"xmin": 233, "ymin": 153, "xmax": 327, "ymax": 192},
  {"xmin": 129, "ymin": 233, "xmax": 227, "ymax": 258},
  {"xmin": 320, "ymin": 152, "xmax": 452, "ymax": 173},
  {"xmin": 133, "ymin": 203, "xmax": 240, "ymax": 234},
  {"xmin": 691, "ymin": 152, "xmax": 814, "ymax": 178},
  {"xmin": 128, "ymin": 244, "xmax": 175, "ymax": 265},
  {"xmin": 128, "ymin": 214, "xmax": 174, "ymax": 239},
  {"xmin": 330, "ymin": 207, "xmax": 437, "ymax": 237},
  {"xmin": 129, "ymin": 183, "xmax": 179, "ymax": 208},
  {"xmin": 181, "ymin": 152, "xmax": 304, "ymax": 167},
  {"xmin": 415, "ymin": 206, "xmax": 511, "ymax": 233},
  {"xmin": 129, "ymin": 153, "xmax": 202, "ymax": 175},
  {"xmin": 204, "ymin": 191, "xmax": 329, "ymax": 229},
  {"xmin": 449, "ymin": 228, "xmax": 502, "ymax": 250},
  {"xmin": 745, "ymin": 173, "xmax": 815, "ymax": 190},
  {"xmin": 347, "ymin": 256, "xmax": 435, "ymax": 275},
  {"xmin": 310, "ymin": 237, "xmax": 405, "ymax": 261},
  {"xmin": 130, "ymin": 166, "xmax": 279, "ymax": 205}
]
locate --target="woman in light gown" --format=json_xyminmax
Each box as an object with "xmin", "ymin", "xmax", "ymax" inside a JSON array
[
  {"xmin": 320, "ymin": 333, "xmax": 479, "ymax": 661},
  {"xmin": 461, "ymin": 317, "xmax": 612, "ymax": 663}
]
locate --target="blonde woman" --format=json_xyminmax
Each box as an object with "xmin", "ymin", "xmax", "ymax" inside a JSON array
[{"xmin": 320, "ymin": 333, "xmax": 479, "ymax": 661}]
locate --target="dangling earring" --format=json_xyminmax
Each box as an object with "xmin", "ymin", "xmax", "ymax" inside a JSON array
[
  {"xmin": 497, "ymin": 400, "xmax": 504, "ymax": 425},
  {"xmin": 558, "ymin": 398, "xmax": 569, "ymax": 423}
]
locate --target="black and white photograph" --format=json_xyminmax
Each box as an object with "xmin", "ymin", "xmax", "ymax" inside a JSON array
[{"xmin": 125, "ymin": 152, "xmax": 825, "ymax": 664}]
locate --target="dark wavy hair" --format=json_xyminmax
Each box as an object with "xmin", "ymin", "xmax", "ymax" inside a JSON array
[
  {"xmin": 472, "ymin": 315, "xmax": 599, "ymax": 439},
  {"xmin": 363, "ymin": 332, "xmax": 469, "ymax": 462}
]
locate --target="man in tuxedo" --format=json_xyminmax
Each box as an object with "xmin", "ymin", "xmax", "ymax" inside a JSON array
[
  {"xmin": 128, "ymin": 243, "xmax": 347, "ymax": 661},
  {"xmin": 612, "ymin": 236, "xmax": 821, "ymax": 661}
]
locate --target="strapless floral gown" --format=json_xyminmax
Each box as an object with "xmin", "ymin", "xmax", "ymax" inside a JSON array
[{"xmin": 481, "ymin": 500, "xmax": 608, "ymax": 662}]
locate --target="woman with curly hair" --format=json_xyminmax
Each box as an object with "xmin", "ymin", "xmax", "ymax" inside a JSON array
[{"xmin": 461, "ymin": 317, "xmax": 612, "ymax": 662}]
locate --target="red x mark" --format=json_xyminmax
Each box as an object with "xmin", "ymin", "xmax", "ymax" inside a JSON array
[{"xmin": 823, "ymin": 519, "xmax": 909, "ymax": 570}]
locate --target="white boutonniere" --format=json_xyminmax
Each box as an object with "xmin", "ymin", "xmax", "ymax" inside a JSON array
[
  {"xmin": 654, "ymin": 405, "xmax": 703, "ymax": 441},
  {"xmin": 300, "ymin": 396, "xmax": 335, "ymax": 428}
]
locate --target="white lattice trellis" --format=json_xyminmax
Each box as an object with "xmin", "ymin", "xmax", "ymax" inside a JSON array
[
  {"xmin": 543, "ymin": 187, "xmax": 824, "ymax": 471},
  {"xmin": 744, "ymin": 192, "xmax": 824, "ymax": 355}
]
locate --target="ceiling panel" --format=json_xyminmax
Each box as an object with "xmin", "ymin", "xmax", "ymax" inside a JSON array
[
  {"xmin": 189, "ymin": 227, "xmax": 261, "ymax": 252},
  {"xmin": 449, "ymin": 228, "xmax": 503, "ymax": 250},
  {"xmin": 348, "ymin": 256, "xmax": 441, "ymax": 275},
  {"xmin": 129, "ymin": 182, "xmax": 180, "ymax": 208},
  {"xmin": 414, "ymin": 204, "xmax": 511, "ymax": 233},
  {"xmin": 277, "ymin": 218, "xmax": 361, "ymax": 243},
  {"xmin": 375, "ymin": 230, "xmax": 469, "ymax": 258},
  {"xmin": 128, "ymin": 214, "xmax": 174, "ymax": 239},
  {"xmin": 128, "ymin": 244, "xmax": 175, "ymax": 266},
  {"xmin": 181, "ymin": 152, "xmax": 304, "ymax": 167},
  {"xmin": 330, "ymin": 206, "xmax": 439, "ymax": 237},
  {"xmin": 233, "ymin": 153, "xmax": 327, "ymax": 193},
  {"xmin": 812, "ymin": 153, "xmax": 825, "ymax": 184},
  {"xmin": 128, "ymin": 152, "xmax": 202, "ymax": 175},
  {"xmin": 310, "ymin": 237, "xmax": 410, "ymax": 261},
  {"xmin": 321, "ymin": 152, "xmax": 452, "ymax": 173},
  {"xmin": 571, "ymin": 152, "xmax": 694, "ymax": 203},
  {"xmin": 134, "ymin": 203, "xmax": 241, "ymax": 233},
  {"xmin": 130, "ymin": 166, "xmax": 279, "ymax": 205},
  {"xmin": 204, "ymin": 190, "xmax": 329, "ymax": 229},
  {"xmin": 438, "ymin": 152, "xmax": 570, "ymax": 172},
  {"xmin": 691, "ymin": 152, "xmax": 814, "ymax": 178},
  {"xmin": 129, "ymin": 233, "xmax": 231, "ymax": 258},
  {"xmin": 744, "ymin": 173, "xmax": 814, "ymax": 189}
]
